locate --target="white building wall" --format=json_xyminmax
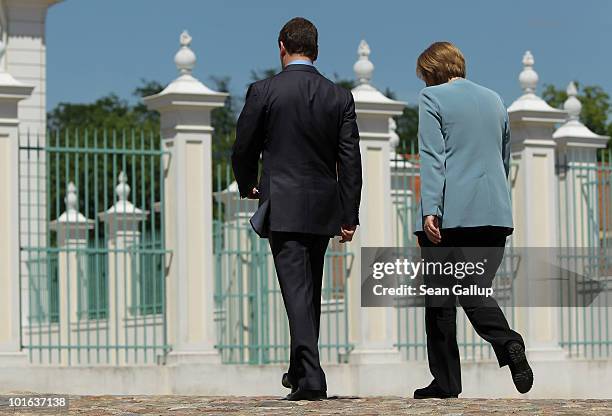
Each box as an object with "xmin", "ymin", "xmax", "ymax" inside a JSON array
[{"xmin": 4, "ymin": 0, "xmax": 57, "ymax": 136}]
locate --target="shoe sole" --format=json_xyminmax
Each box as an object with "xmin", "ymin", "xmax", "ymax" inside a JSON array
[
  {"xmin": 414, "ymin": 394, "xmax": 457, "ymax": 399},
  {"xmin": 508, "ymin": 344, "xmax": 534, "ymax": 394},
  {"xmin": 285, "ymin": 397, "xmax": 324, "ymax": 401},
  {"xmin": 285, "ymin": 393, "xmax": 327, "ymax": 401}
]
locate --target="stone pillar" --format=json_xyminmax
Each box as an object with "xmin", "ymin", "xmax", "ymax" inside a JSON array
[
  {"xmin": 3, "ymin": 0, "xmax": 62, "ymax": 136},
  {"xmin": 3, "ymin": 0, "xmax": 63, "ymax": 327},
  {"xmin": 553, "ymin": 82, "xmax": 609, "ymax": 248},
  {"xmin": 0, "ymin": 41, "xmax": 34, "ymax": 365},
  {"xmin": 348, "ymin": 40, "xmax": 405, "ymax": 364},
  {"xmin": 507, "ymin": 51, "xmax": 567, "ymax": 360},
  {"xmin": 144, "ymin": 31, "xmax": 227, "ymax": 363},
  {"xmin": 49, "ymin": 182, "xmax": 94, "ymax": 365},
  {"xmin": 99, "ymin": 172, "xmax": 148, "ymax": 365}
]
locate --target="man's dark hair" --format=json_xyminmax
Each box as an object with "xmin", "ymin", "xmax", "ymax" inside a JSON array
[{"xmin": 278, "ymin": 17, "xmax": 318, "ymax": 61}]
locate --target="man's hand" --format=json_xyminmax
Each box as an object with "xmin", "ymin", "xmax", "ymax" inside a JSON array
[
  {"xmin": 246, "ymin": 187, "xmax": 259, "ymax": 199},
  {"xmin": 424, "ymin": 215, "xmax": 441, "ymax": 244},
  {"xmin": 339, "ymin": 224, "xmax": 357, "ymax": 243}
]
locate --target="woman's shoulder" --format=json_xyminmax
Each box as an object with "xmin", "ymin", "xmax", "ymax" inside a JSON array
[
  {"xmin": 418, "ymin": 80, "xmax": 467, "ymax": 102},
  {"xmin": 461, "ymin": 80, "xmax": 506, "ymax": 106},
  {"xmin": 419, "ymin": 84, "xmax": 447, "ymax": 96},
  {"xmin": 422, "ymin": 80, "xmax": 505, "ymax": 108},
  {"xmin": 418, "ymin": 85, "xmax": 445, "ymax": 107}
]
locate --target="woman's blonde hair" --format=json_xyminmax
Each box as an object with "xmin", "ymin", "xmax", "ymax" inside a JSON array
[{"xmin": 416, "ymin": 42, "xmax": 466, "ymax": 86}]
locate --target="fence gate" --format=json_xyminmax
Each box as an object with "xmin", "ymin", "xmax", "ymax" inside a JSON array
[
  {"xmin": 557, "ymin": 148, "xmax": 612, "ymax": 358},
  {"xmin": 213, "ymin": 155, "xmax": 354, "ymax": 364},
  {"xmin": 19, "ymin": 129, "xmax": 170, "ymax": 365}
]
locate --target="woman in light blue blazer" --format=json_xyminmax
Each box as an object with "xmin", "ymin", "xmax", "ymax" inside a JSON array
[{"xmin": 412, "ymin": 42, "xmax": 533, "ymax": 399}]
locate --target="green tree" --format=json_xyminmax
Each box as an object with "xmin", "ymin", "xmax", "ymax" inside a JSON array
[
  {"xmin": 132, "ymin": 79, "xmax": 164, "ymax": 125},
  {"xmin": 395, "ymin": 106, "xmax": 419, "ymax": 152},
  {"xmin": 210, "ymin": 75, "xmax": 236, "ymax": 141},
  {"xmin": 209, "ymin": 75, "xmax": 238, "ymax": 193},
  {"xmin": 48, "ymin": 79, "xmax": 163, "ymax": 132}
]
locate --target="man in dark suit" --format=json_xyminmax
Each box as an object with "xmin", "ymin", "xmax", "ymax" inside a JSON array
[{"xmin": 232, "ymin": 17, "xmax": 362, "ymax": 401}]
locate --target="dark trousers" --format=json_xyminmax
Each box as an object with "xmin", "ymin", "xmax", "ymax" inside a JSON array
[
  {"xmin": 417, "ymin": 226, "xmax": 524, "ymax": 395},
  {"xmin": 269, "ymin": 231, "xmax": 330, "ymax": 391}
]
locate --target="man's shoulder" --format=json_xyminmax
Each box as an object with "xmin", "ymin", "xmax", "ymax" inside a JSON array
[
  {"xmin": 313, "ymin": 73, "xmax": 353, "ymax": 104},
  {"xmin": 248, "ymin": 77, "xmax": 273, "ymax": 94},
  {"xmin": 329, "ymin": 78, "xmax": 353, "ymax": 98},
  {"xmin": 255, "ymin": 69, "xmax": 352, "ymax": 102}
]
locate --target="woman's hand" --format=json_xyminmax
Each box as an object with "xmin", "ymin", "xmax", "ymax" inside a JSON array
[{"xmin": 424, "ymin": 215, "xmax": 441, "ymax": 244}]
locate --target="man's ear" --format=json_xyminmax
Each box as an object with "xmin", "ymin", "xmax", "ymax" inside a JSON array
[{"xmin": 279, "ymin": 41, "xmax": 286, "ymax": 56}]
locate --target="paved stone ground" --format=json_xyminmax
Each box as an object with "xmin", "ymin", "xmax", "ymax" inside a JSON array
[{"xmin": 4, "ymin": 395, "xmax": 612, "ymax": 415}]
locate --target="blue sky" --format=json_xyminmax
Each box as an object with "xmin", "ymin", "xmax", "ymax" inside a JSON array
[{"xmin": 47, "ymin": 0, "xmax": 611, "ymax": 111}]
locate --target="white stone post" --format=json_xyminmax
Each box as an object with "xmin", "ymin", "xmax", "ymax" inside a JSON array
[
  {"xmin": 348, "ymin": 40, "xmax": 405, "ymax": 365},
  {"xmin": 99, "ymin": 172, "xmax": 148, "ymax": 365},
  {"xmin": 144, "ymin": 31, "xmax": 227, "ymax": 363},
  {"xmin": 49, "ymin": 182, "xmax": 94, "ymax": 365},
  {"xmin": 507, "ymin": 51, "xmax": 567, "ymax": 360},
  {"xmin": 0, "ymin": 41, "xmax": 34, "ymax": 365},
  {"xmin": 553, "ymin": 82, "xmax": 609, "ymax": 248},
  {"xmin": 3, "ymin": 0, "xmax": 63, "ymax": 328},
  {"xmin": 3, "ymin": 0, "xmax": 62, "ymax": 136}
]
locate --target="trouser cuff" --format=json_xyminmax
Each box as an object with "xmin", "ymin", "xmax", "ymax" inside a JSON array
[{"xmin": 298, "ymin": 376, "xmax": 326, "ymax": 391}]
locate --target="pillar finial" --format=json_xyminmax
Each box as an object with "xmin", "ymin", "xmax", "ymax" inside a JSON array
[
  {"xmin": 553, "ymin": 80, "xmax": 608, "ymax": 142},
  {"xmin": 116, "ymin": 171, "xmax": 130, "ymax": 203},
  {"xmin": 564, "ymin": 81, "xmax": 581, "ymax": 121},
  {"xmin": 65, "ymin": 181, "xmax": 78, "ymax": 214},
  {"xmin": 175, "ymin": 30, "xmax": 196, "ymax": 76},
  {"xmin": 354, "ymin": 40, "xmax": 374, "ymax": 85},
  {"xmin": 51, "ymin": 181, "xmax": 92, "ymax": 225},
  {"xmin": 389, "ymin": 117, "xmax": 399, "ymax": 151},
  {"xmin": 519, "ymin": 50, "xmax": 538, "ymax": 95}
]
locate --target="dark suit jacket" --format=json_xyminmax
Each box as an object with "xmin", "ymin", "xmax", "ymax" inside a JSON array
[{"xmin": 232, "ymin": 64, "xmax": 362, "ymax": 237}]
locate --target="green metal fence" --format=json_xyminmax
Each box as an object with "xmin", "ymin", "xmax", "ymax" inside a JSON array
[
  {"xmin": 213, "ymin": 156, "xmax": 354, "ymax": 364},
  {"xmin": 19, "ymin": 129, "xmax": 171, "ymax": 365},
  {"xmin": 557, "ymin": 147, "xmax": 612, "ymax": 358},
  {"xmin": 391, "ymin": 143, "xmax": 517, "ymax": 361}
]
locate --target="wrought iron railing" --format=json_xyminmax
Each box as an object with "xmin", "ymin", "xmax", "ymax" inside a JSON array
[{"xmin": 19, "ymin": 129, "xmax": 170, "ymax": 365}]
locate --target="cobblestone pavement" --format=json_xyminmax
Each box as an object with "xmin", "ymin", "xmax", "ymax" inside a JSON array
[{"xmin": 5, "ymin": 395, "xmax": 612, "ymax": 415}]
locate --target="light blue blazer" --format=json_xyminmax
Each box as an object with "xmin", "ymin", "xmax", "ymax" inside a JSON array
[{"xmin": 415, "ymin": 79, "xmax": 513, "ymax": 233}]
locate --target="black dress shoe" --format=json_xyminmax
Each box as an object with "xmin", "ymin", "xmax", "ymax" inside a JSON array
[
  {"xmin": 506, "ymin": 341, "xmax": 533, "ymax": 394},
  {"xmin": 413, "ymin": 381, "xmax": 458, "ymax": 399},
  {"xmin": 282, "ymin": 373, "xmax": 297, "ymax": 393},
  {"xmin": 285, "ymin": 388, "xmax": 327, "ymax": 401}
]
